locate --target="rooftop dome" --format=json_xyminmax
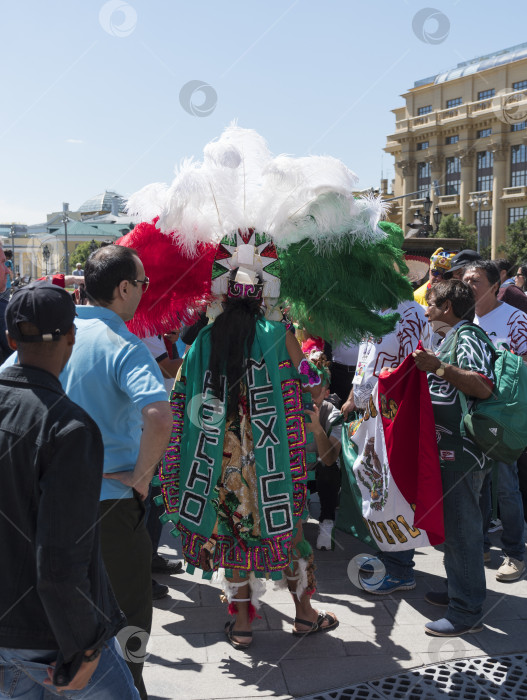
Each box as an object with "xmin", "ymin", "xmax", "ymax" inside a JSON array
[{"xmin": 77, "ymin": 191, "xmax": 127, "ymax": 214}]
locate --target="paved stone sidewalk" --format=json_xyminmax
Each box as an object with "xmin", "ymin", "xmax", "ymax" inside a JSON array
[{"xmin": 143, "ymin": 520, "xmax": 527, "ymax": 699}]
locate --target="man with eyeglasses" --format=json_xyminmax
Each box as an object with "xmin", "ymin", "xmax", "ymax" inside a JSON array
[{"xmin": 55, "ymin": 245, "xmax": 171, "ymax": 699}]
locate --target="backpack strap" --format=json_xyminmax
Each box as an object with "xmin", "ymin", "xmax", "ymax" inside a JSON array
[{"xmin": 448, "ymin": 323, "xmax": 496, "ymax": 439}]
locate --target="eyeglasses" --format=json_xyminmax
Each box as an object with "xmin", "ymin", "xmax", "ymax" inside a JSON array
[
  {"xmin": 515, "ymin": 273, "xmax": 525, "ymax": 279},
  {"xmin": 430, "ymin": 269, "xmax": 444, "ymax": 278},
  {"xmin": 132, "ymin": 277, "xmax": 150, "ymax": 292}
]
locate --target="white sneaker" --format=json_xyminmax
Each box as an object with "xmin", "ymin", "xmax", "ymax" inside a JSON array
[
  {"xmin": 496, "ymin": 556, "xmax": 525, "ymax": 581},
  {"xmin": 488, "ymin": 518, "xmax": 503, "ymax": 533},
  {"xmin": 316, "ymin": 520, "xmax": 334, "ymax": 550}
]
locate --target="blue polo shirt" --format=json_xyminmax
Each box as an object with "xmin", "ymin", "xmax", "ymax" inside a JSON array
[{"xmin": 60, "ymin": 306, "xmax": 168, "ymax": 501}]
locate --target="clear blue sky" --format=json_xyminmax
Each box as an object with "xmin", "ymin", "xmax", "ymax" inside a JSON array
[{"xmin": 1, "ymin": 0, "xmax": 526, "ymax": 224}]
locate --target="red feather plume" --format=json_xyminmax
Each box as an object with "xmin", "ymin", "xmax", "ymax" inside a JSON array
[{"xmin": 116, "ymin": 220, "xmax": 216, "ymax": 338}]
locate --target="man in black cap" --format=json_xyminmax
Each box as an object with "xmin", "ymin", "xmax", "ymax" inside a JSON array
[
  {"xmin": 444, "ymin": 249, "xmax": 481, "ymax": 280},
  {"xmin": 0, "ymin": 282, "xmax": 139, "ymax": 698}
]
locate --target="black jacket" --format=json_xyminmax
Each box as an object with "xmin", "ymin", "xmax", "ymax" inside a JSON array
[{"xmin": 0, "ymin": 365, "xmax": 125, "ymax": 685}]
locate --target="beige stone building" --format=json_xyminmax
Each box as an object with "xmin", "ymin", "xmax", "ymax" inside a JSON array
[{"xmin": 385, "ymin": 43, "xmax": 527, "ymax": 256}]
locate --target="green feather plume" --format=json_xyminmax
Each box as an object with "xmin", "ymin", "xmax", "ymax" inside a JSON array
[{"xmin": 278, "ymin": 221, "xmax": 413, "ymax": 344}]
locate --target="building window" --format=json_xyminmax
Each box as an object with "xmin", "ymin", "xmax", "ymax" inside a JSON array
[
  {"xmin": 417, "ymin": 105, "xmax": 432, "ymax": 115},
  {"xmin": 416, "ymin": 141, "xmax": 429, "ymax": 150},
  {"xmin": 445, "ymin": 135, "xmax": 459, "ymax": 144},
  {"xmin": 475, "ymin": 209, "xmax": 492, "ymax": 248},
  {"xmin": 477, "ymin": 89, "xmax": 495, "ymax": 100},
  {"xmin": 477, "ymin": 128, "xmax": 492, "ymax": 138},
  {"xmin": 511, "ymin": 144, "xmax": 527, "ymax": 187},
  {"xmin": 446, "ymin": 97, "xmax": 462, "ymax": 108},
  {"xmin": 508, "ymin": 207, "xmax": 527, "ymax": 224},
  {"xmin": 511, "ymin": 121, "xmax": 527, "ymax": 132},
  {"xmin": 512, "ymin": 80, "xmax": 527, "ymax": 91},
  {"xmin": 417, "ymin": 161, "xmax": 431, "ymax": 196},
  {"xmin": 476, "ymin": 151, "xmax": 494, "ymax": 192},
  {"xmin": 445, "ymin": 156, "xmax": 461, "ymax": 195}
]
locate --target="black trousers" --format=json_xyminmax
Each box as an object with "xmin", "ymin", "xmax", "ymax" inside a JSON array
[
  {"xmin": 518, "ymin": 449, "xmax": 527, "ymax": 524},
  {"xmin": 100, "ymin": 496, "xmax": 152, "ymax": 700},
  {"xmin": 146, "ymin": 485, "xmax": 164, "ymax": 555},
  {"xmin": 308, "ymin": 461, "xmax": 342, "ymax": 522},
  {"xmin": 330, "ymin": 362, "xmax": 356, "ymax": 405}
]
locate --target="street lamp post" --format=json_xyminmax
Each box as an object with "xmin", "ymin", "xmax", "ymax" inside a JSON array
[
  {"xmin": 433, "ymin": 205, "xmax": 443, "ymax": 233},
  {"xmin": 42, "ymin": 245, "xmax": 51, "ymax": 276},
  {"xmin": 62, "ymin": 203, "xmax": 70, "ymax": 274},
  {"xmin": 470, "ymin": 194, "xmax": 489, "ymax": 254},
  {"xmin": 422, "ymin": 195, "xmax": 433, "ymax": 236}
]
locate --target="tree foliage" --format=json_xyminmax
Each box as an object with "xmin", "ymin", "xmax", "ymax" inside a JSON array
[
  {"xmin": 430, "ymin": 214, "xmax": 479, "ymax": 252},
  {"xmin": 70, "ymin": 240, "xmax": 102, "ymax": 268},
  {"xmin": 498, "ymin": 218, "xmax": 527, "ymax": 267}
]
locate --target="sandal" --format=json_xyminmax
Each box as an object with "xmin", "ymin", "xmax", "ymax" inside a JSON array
[
  {"xmin": 292, "ymin": 610, "xmax": 339, "ymax": 636},
  {"xmin": 224, "ymin": 620, "xmax": 253, "ymax": 650}
]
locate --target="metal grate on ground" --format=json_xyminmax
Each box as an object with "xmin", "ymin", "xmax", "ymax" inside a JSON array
[{"xmin": 297, "ymin": 653, "xmax": 527, "ymax": 700}]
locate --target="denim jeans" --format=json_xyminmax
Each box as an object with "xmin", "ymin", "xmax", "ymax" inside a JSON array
[
  {"xmin": 442, "ymin": 467, "xmax": 489, "ymax": 627},
  {"xmin": 480, "ymin": 462, "xmax": 525, "ymax": 561},
  {"xmin": 379, "ymin": 549, "xmax": 415, "ymax": 580},
  {"xmin": 0, "ymin": 638, "xmax": 139, "ymax": 699}
]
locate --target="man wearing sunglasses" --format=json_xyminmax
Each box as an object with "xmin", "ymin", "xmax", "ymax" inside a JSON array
[{"xmin": 58, "ymin": 245, "xmax": 171, "ymax": 699}]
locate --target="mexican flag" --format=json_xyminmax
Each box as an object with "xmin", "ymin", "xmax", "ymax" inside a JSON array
[{"xmin": 336, "ymin": 349, "xmax": 444, "ymax": 551}]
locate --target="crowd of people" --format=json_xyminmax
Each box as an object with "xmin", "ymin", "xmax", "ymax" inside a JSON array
[
  {"xmin": 1, "ymin": 121, "xmax": 526, "ymax": 698},
  {"xmin": 0, "ymin": 235, "xmax": 526, "ymax": 698}
]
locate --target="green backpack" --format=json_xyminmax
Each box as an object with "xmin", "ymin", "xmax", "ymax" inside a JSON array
[{"xmin": 451, "ymin": 324, "xmax": 527, "ymax": 464}]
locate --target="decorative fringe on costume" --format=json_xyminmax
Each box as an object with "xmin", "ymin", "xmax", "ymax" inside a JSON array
[{"xmin": 215, "ymin": 571, "xmax": 267, "ymax": 613}]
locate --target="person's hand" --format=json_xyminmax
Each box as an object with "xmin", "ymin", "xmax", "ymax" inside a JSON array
[
  {"xmin": 103, "ymin": 471, "xmax": 150, "ymax": 500},
  {"xmin": 412, "ymin": 348, "xmax": 441, "ymax": 373},
  {"xmin": 305, "ymin": 403, "xmax": 322, "ymax": 432},
  {"xmin": 164, "ymin": 331, "xmax": 180, "ymax": 342},
  {"xmin": 341, "ymin": 396, "xmax": 356, "ymax": 421},
  {"xmin": 44, "ymin": 654, "xmax": 101, "ymax": 691}
]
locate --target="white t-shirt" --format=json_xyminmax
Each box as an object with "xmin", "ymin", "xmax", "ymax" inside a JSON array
[
  {"xmin": 332, "ymin": 342, "xmax": 359, "ymax": 366},
  {"xmin": 474, "ymin": 302, "xmax": 527, "ymax": 356},
  {"xmin": 352, "ymin": 300, "xmax": 427, "ymax": 409}
]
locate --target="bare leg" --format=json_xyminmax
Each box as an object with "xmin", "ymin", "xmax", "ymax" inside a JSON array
[
  {"xmin": 285, "ymin": 521, "xmax": 338, "ymax": 633},
  {"xmin": 225, "ymin": 573, "xmax": 252, "ymax": 646}
]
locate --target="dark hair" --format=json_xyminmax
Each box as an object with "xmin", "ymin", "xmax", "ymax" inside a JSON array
[
  {"xmin": 464, "ymin": 260, "xmax": 500, "ymax": 296},
  {"xmin": 208, "ymin": 280, "xmax": 263, "ymax": 419},
  {"xmin": 492, "ymin": 258, "xmax": 514, "ymax": 276},
  {"xmin": 85, "ymin": 244, "xmax": 139, "ymax": 304},
  {"xmin": 425, "ymin": 279, "xmax": 475, "ymax": 322},
  {"xmin": 4, "ymin": 250, "xmax": 12, "ymax": 259},
  {"xmin": 517, "ymin": 262, "xmax": 527, "ymax": 290}
]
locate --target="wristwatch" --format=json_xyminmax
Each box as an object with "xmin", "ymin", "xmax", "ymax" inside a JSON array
[{"xmin": 435, "ymin": 361, "xmax": 447, "ymax": 377}]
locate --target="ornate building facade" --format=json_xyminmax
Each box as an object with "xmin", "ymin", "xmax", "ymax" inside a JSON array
[{"xmin": 385, "ymin": 43, "xmax": 527, "ymax": 256}]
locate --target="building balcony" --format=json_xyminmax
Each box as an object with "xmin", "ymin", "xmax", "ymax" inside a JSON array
[
  {"xmin": 409, "ymin": 197, "xmax": 428, "ymax": 211},
  {"xmin": 501, "ymin": 185, "xmax": 527, "ymax": 201},
  {"xmin": 394, "ymin": 93, "xmax": 527, "ymax": 133},
  {"xmin": 468, "ymin": 191, "xmax": 492, "ymax": 207},
  {"xmin": 437, "ymin": 194, "xmax": 460, "ymax": 208}
]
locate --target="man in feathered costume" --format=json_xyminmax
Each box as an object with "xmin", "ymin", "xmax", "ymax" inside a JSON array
[{"xmin": 120, "ymin": 125, "xmax": 413, "ymax": 648}]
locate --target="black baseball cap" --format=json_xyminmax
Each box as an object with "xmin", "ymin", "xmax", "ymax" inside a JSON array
[
  {"xmin": 446, "ymin": 249, "xmax": 482, "ymax": 276},
  {"xmin": 6, "ymin": 281, "xmax": 76, "ymax": 343}
]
